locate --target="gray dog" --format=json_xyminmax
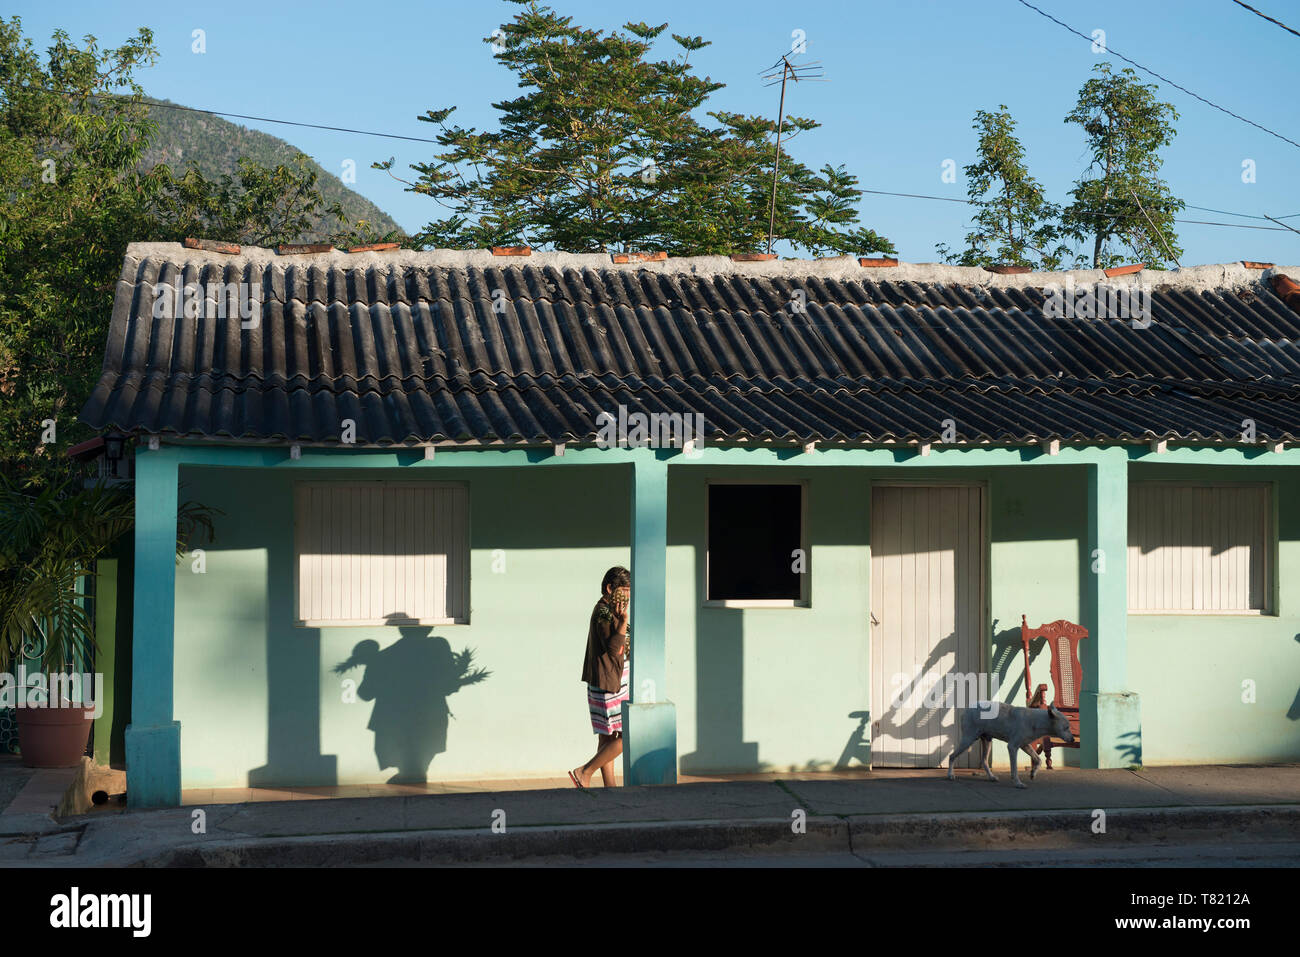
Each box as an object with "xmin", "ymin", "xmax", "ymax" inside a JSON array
[{"xmin": 946, "ymin": 701, "xmax": 1074, "ymax": 788}]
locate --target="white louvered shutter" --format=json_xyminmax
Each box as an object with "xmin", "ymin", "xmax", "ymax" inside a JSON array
[
  {"xmin": 1127, "ymin": 484, "xmax": 1269, "ymax": 613},
  {"xmin": 296, "ymin": 483, "xmax": 469, "ymax": 625}
]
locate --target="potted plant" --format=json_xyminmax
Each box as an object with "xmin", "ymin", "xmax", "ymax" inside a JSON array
[{"xmin": 0, "ymin": 478, "xmax": 134, "ymax": 766}]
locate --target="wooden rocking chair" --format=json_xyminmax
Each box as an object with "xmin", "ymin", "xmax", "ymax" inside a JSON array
[{"xmin": 1020, "ymin": 615, "xmax": 1087, "ymax": 769}]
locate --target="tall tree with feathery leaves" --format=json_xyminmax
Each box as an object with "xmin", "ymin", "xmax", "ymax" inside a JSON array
[{"xmin": 380, "ymin": 0, "xmax": 893, "ymax": 257}]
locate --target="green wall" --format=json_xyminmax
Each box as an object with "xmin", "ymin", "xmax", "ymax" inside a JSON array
[
  {"xmin": 1126, "ymin": 464, "xmax": 1300, "ymax": 765},
  {"xmin": 668, "ymin": 466, "xmax": 1086, "ymax": 773},
  {"xmin": 175, "ymin": 465, "xmax": 630, "ymax": 788},
  {"xmin": 168, "ymin": 459, "xmax": 1298, "ymax": 788},
  {"xmin": 92, "ymin": 532, "xmax": 134, "ymax": 767}
]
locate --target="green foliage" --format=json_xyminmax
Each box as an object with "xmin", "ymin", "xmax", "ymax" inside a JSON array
[
  {"xmin": 140, "ymin": 98, "xmax": 403, "ymax": 240},
  {"xmin": 151, "ymin": 152, "xmax": 348, "ymax": 247},
  {"xmin": 0, "ymin": 478, "xmax": 133, "ymax": 675},
  {"xmin": 0, "ymin": 17, "xmax": 161, "ymax": 488},
  {"xmin": 0, "ymin": 16, "xmax": 392, "ymax": 487},
  {"xmin": 381, "ymin": 0, "xmax": 893, "ymax": 257},
  {"xmin": 1062, "ymin": 63, "xmax": 1184, "ymax": 269},
  {"xmin": 936, "ymin": 106, "xmax": 1069, "ymax": 270},
  {"xmin": 0, "ymin": 475, "xmax": 215, "ymax": 676}
]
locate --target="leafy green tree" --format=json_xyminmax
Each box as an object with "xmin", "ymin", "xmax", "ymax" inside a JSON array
[
  {"xmin": 0, "ymin": 478, "xmax": 134, "ymax": 675},
  {"xmin": 1062, "ymin": 63, "xmax": 1183, "ymax": 269},
  {"xmin": 936, "ymin": 105, "xmax": 1069, "ymax": 270},
  {"xmin": 152, "ymin": 152, "xmax": 347, "ymax": 247},
  {"xmin": 0, "ymin": 18, "xmax": 161, "ymax": 487},
  {"xmin": 381, "ymin": 0, "xmax": 893, "ymax": 257},
  {"xmin": 0, "ymin": 17, "xmax": 370, "ymax": 486},
  {"xmin": 0, "ymin": 475, "xmax": 216, "ymax": 675}
]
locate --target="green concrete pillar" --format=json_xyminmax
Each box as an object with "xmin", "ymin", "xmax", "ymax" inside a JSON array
[
  {"xmin": 92, "ymin": 557, "xmax": 118, "ymax": 766},
  {"xmin": 1080, "ymin": 449, "xmax": 1142, "ymax": 768},
  {"xmin": 125, "ymin": 446, "xmax": 182, "ymax": 807},
  {"xmin": 622, "ymin": 455, "xmax": 676, "ymax": 785}
]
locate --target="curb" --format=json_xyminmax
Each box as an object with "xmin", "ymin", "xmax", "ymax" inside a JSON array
[
  {"xmin": 134, "ymin": 804, "xmax": 1300, "ymax": 867},
  {"xmin": 142, "ymin": 817, "xmax": 848, "ymax": 867},
  {"xmin": 846, "ymin": 804, "xmax": 1300, "ymax": 851}
]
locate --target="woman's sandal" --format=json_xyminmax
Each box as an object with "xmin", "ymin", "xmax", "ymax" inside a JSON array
[{"xmin": 568, "ymin": 769, "xmax": 585, "ymax": 789}]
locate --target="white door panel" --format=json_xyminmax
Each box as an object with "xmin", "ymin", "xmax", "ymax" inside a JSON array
[{"xmin": 870, "ymin": 485, "xmax": 983, "ymax": 768}]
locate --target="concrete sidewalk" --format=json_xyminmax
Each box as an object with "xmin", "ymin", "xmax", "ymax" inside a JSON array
[{"xmin": 4, "ymin": 764, "xmax": 1299, "ymax": 866}]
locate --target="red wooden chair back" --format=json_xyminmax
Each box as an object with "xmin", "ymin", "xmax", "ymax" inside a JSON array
[{"xmin": 1020, "ymin": 615, "xmax": 1088, "ymax": 765}]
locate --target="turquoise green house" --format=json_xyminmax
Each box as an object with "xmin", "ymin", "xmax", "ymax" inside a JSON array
[{"xmin": 81, "ymin": 243, "xmax": 1300, "ymax": 807}]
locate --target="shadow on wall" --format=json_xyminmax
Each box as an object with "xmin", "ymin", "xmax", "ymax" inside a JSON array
[
  {"xmin": 992, "ymin": 622, "xmax": 1030, "ymax": 705},
  {"xmin": 871, "ymin": 630, "xmax": 978, "ymax": 768},
  {"xmin": 1116, "ymin": 730, "xmax": 1143, "ymax": 766},
  {"xmin": 681, "ymin": 602, "xmax": 756, "ymax": 773},
  {"xmin": 334, "ymin": 624, "xmax": 491, "ymax": 784},
  {"xmin": 835, "ymin": 711, "xmax": 872, "ymax": 769},
  {"xmin": 1288, "ymin": 634, "xmax": 1300, "ymax": 722}
]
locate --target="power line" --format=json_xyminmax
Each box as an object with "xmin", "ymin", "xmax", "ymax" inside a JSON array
[
  {"xmin": 1177, "ymin": 218, "xmax": 1293, "ymax": 232},
  {"xmin": 1231, "ymin": 0, "xmax": 1300, "ymax": 39},
  {"xmin": 32, "ymin": 84, "xmax": 1300, "ymax": 236},
  {"xmin": 859, "ymin": 188, "xmax": 1296, "ymax": 231},
  {"xmin": 1012, "ymin": 0, "xmax": 1300, "ymax": 151},
  {"xmin": 34, "ymin": 86, "xmax": 443, "ymax": 145},
  {"xmin": 1264, "ymin": 214, "xmax": 1300, "ymax": 237}
]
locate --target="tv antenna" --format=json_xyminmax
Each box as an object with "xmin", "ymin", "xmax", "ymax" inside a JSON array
[{"xmin": 759, "ymin": 52, "xmax": 827, "ymax": 255}]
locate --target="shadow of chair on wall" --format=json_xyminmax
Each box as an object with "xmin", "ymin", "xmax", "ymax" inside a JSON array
[
  {"xmin": 835, "ymin": 711, "xmax": 872, "ymax": 769},
  {"xmin": 333, "ymin": 621, "xmax": 491, "ymax": 784},
  {"xmin": 991, "ymin": 620, "xmax": 1034, "ymax": 706}
]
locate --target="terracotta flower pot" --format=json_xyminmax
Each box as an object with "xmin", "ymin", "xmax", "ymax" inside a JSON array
[{"xmin": 16, "ymin": 703, "xmax": 93, "ymax": 768}]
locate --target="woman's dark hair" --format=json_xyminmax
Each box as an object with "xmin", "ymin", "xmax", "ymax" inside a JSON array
[{"xmin": 601, "ymin": 566, "xmax": 631, "ymax": 592}]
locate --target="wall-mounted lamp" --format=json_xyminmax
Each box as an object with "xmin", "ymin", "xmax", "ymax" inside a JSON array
[{"xmin": 103, "ymin": 432, "xmax": 126, "ymax": 462}]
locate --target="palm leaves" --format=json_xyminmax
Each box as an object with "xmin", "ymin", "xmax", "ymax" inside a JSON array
[{"xmin": 0, "ymin": 478, "xmax": 134, "ymax": 677}]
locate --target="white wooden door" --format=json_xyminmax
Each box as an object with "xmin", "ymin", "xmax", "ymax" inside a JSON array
[{"xmin": 870, "ymin": 485, "xmax": 983, "ymax": 768}]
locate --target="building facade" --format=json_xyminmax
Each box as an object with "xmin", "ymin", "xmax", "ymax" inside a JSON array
[{"xmin": 81, "ymin": 244, "xmax": 1300, "ymax": 806}]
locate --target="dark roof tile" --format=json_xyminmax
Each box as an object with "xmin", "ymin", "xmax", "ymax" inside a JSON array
[{"xmin": 79, "ymin": 251, "xmax": 1300, "ymax": 445}]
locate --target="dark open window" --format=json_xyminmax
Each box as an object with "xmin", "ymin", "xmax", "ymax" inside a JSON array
[{"xmin": 707, "ymin": 484, "xmax": 804, "ymax": 602}]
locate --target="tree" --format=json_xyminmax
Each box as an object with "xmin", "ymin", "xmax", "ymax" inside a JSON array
[
  {"xmin": 380, "ymin": 0, "xmax": 893, "ymax": 257},
  {"xmin": 0, "ymin": 478, "xmax": 134, "ymax": 674},
  {"xmin": 0, "ymin": 17, "xmax": 363, "ymax": 486},
  {"xmin": 936, "ymin": 105, "xmax": 1069, "ymax": 270},
  {"xmin": 1061, "ymin": 63, "xmax": 1183, "ymax": 269},
  {"xmin": 0, "ymin": 19, "xmax": 162, "ymax": 487},
  {"xmin": 152, "ymin": 152, "xmax": 347, "ymax": 247},
  {"xmin": 0, "ymin": 474, "xmax": 216, "ymax": 676}
]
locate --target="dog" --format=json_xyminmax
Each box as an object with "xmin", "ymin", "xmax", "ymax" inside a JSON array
[{"xmin": 946, "ymin": 701, "xmax": 1074, "ymax": 788}]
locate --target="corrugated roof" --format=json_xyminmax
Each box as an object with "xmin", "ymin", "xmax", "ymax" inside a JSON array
[{"xmin": 78, "ymin": 245, "xmax": 1300, "ymax": 446}]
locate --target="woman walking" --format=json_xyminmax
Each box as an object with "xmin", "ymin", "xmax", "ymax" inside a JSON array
[{"xmin": 570, "ymin": 566, "xmax": 630, "ymax": 788}]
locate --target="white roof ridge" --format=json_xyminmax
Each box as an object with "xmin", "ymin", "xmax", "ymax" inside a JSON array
[{"xmin": 122, "ymin": 242, "xmax": 1300, "ymax": 292}]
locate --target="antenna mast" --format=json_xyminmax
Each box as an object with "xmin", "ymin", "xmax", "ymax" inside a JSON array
[{"xmin": 759, "ymin": 52, "xmax": 826, "ymax": 255}]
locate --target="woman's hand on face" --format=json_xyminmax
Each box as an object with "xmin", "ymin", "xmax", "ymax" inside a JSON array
[{"xmin": 610, "ymin": 587, "xmax": 630, "ymax": 622}]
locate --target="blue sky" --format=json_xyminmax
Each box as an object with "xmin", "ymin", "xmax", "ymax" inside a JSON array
[{"xmin": 11, "ymin": 0, "xmax": 1300, "ymax": 264}]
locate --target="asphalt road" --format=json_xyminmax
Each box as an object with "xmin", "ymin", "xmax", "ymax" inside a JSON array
[{"xmin": 357, "ymin": 838, "xmax": 1300, "ymax": 867}]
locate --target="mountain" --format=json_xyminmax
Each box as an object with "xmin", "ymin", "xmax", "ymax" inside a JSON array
[{"xmin": 140, "ymin": 98, "xmax": 403, "ymax": 241}]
